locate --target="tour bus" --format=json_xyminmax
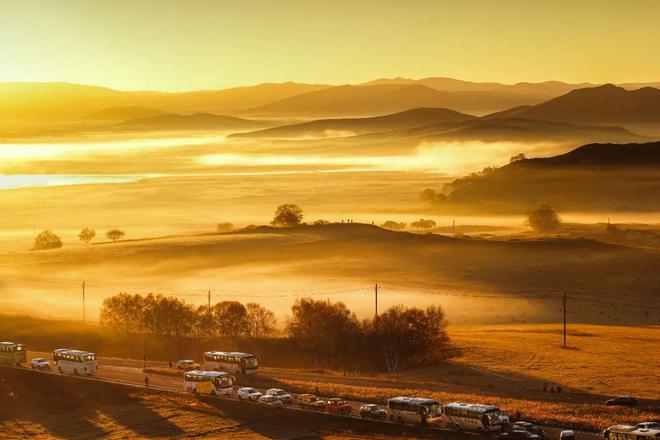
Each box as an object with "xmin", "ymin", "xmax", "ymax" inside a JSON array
[
  {"xmin": 183, "ymin": 370, "xmax": 235, "ymax": 396},
  {"xmin": 603, "ymin": 425, "xmax": 660, "ymax": 440},
  {"xmin": 53, "ymin": 348, "xmax": 97, "ymax": 376},
  {"xmin": 387, "ymin": 396, "xmax": 442, "ymax": 425},
  {"xmin": 441, "ymin": 402, "xmax": 509, "ymax": 432},
  {"xmin": 0, "ymin": 341, "xmax": 26, "ymax": 366},
  {"xmin": 203, "ymin": 351, "xmax": 258, "ymax": 375}
]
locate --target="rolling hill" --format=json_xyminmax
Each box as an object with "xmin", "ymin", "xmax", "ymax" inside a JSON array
[
  {"xmin": 516, "ymin": 84, "xmax": 660, "ymax": 124},
  {"xmin": 435, "ymin": 141, "xmax": 660, "ymax": 212},
  {"xmin": 84, "ymin": 105, "xmax": 166, "ymax": 122},
  {"xmin": 244, "ymin": 84, "xmax": 539, "ymax": 117},
  {"xmin": 230, "ymin": 107, "xmax": 475, "ymax": 138},
  {"xmin": 119, "ymin": 112, "xmax": 271, "ymax": 131},
  {"xmin": 0, "ymin": 81, "xmax": 330, "ymax": 122}
]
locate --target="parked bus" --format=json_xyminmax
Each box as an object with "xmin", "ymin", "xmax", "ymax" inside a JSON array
[
  {"xmin": 53, "ymin": 348, "xmax": 97, "ymax": 376},
  {"xmin": 441, "ymin": 402, "xmax": 509, "ymax": 432},
  {"xmin": 183, "ymin": 370, "xmax": 235, "ymax": 396},
  {"xmin": 203, "ymin": 351, "xmax": 258, "ymax": 375},
  {"xmin": 387, "ymin": 396, "xmax": 442, "ymax": 425},
  {"xmin": 604, "ymin": 425, "xmax": 660, "ymax": 440},
  {"xmin": 0, "ymin": 341, "xmax": 26, "ymax": 366}
]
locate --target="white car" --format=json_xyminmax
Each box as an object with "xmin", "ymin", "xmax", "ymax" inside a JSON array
[
  {"xmin": 237, "ymin": 387, "xmax": 262, "ymax": 401},
  {"xmin": 259, "ymin": 395, "xmax": 284, "ymax": 407},
  {"xmin": 176, "ymin": 360, "xmax": 200, "ymax": 371},
  {"xmin": 31, "ymin": 358, "xmax": 51, "ymax": 370},
  {"xmin": 265, "ymin": 388, "xmax": 293, "ymax": 404}
]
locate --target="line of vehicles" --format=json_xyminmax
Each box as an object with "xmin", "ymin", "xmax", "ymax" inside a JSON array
[{"xmin": 1, "ymin": 341, "xmax": 658, "ymax": 440}]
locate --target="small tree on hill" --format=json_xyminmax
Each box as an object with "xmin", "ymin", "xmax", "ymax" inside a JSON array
[
  {"xmin": 216, "ymin": 222, "xmax": 233, "ymax": 233},
  {"xmin": 527, "ymin": 205, "xmax": 562, "ymax": 233},
  {"xmin": 380, "ymin": 221, "xmax": 406, "ymax": 231},
  {"xmin": 271, "ymin": 204, "xmax": 303, "ymax": 226},
  {"xmin": 79, "ymin": 227, "xmax": 96, "ymax": 243},
  {"xmin": 411, "ymin": 219, "xmax": 437, "ymax": 230},
  {"xmin": 106, "ymin": 229, "xmax": 125, "ymax": 242},
  {"xmin": 33, "ymin": 230, "xmax": 63, "ymax": 250}
]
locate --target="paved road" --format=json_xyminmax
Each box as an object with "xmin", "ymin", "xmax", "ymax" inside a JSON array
[{"xmin": 26, "ymin": 351, "xmax": 604, "ymax": 440}]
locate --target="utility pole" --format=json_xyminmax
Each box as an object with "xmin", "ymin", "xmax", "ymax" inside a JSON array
[
  {"xmin": 374, "ymin": 283, "xmax": 378, "ymax": 319},
  {"xmin": 207, "ymin": 290, "xmax": 212, "ymax": 317},
  {"xmin": 452, "ymin": 219, "xmax": 455, "ymax": 236},
  {"xmin": 81, "ymin": 281, "xmax": 86, "ymax": 323},
  {"xmin": 562, "ymin": 292, "xmax": 567, "ymax": 349}
]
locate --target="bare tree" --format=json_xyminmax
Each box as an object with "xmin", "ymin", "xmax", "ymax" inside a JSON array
[
  {"xmin": 213, "ymin": 301, "xmax": 248, "ymax": 337},
  {"xmin": 410, "ymin": 219, "xmax": 437, "ymax": 230},
  {"xmin": 245, "ymin": 302, "xmax": 276, "ymax": 338},
  {"xmin": 100, "ymin": 292, "xmax": 145, "ymax": 334}
]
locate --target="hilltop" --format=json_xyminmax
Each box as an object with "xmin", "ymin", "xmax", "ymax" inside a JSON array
[
  {"xmin": 119, "ymin": 112, "xmax": 271, "ymax": 131},
  {"xmin": 437, "ymin": 141, "xmax": 660, "ymax": 212}
]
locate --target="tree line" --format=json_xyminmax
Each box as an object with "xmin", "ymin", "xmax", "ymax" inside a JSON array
[{"xmin": 100, "ymin": 293, "xmax": 451, "ymax": 372}]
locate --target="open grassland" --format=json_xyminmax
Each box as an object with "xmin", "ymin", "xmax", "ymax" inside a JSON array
[{"xmin": 1, "ymin": 224, "xmax": 659, "ymax": 325}]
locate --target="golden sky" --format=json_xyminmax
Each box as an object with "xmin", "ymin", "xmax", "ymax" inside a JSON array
[{"xmin": 1, "ymin": 0, "xmax": 660, "ymax": 91}]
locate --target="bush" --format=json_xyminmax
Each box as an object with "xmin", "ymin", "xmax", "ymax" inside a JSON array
[
  {"xmin": 527, "ymin": 205, "xmax": 562, "ymax": 232},
  {"xmin": 33, "ymin": 230, "xmax": 63, "ymax": 250}
]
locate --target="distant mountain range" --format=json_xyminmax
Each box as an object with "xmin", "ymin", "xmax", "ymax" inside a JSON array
[
  {"xmin": 435, "ymin": 141, "xmax": 660, "ymax": 212},
  {"xmin": 230, "ymin": 107, "xmax": 474, "ymax": 138},
  {"xmin": 119, "ymin": 112, "xmax": 270, "ymax": 131},
  {"xmin": 3, "ymin": 78, "xmax": 660, "ymax": 124}
]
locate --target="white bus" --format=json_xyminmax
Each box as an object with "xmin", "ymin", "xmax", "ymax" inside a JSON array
[
  {"xmin": 604, "ymin": 425, "xmax": 660, "ymax": 440},
  {"xmin": 0, "ymin": 341, "xmax": 26, "ymax": 366},
  {"xmin": 184, "ymin": 370, "xmax": 235, "ymax": 396},
  {"xmin": 203, "ymin": 351, "xmax": 258, "ymax": 375},
  {"xmin": 441, "ymin": 402, "xmax": 509, "ymax": 432},
  {"xmin": 387, "ymin": 396, "xmax": 442, "ymax": 426},
  {"xmin": 53, "ymin": 348, "xmax": 97, "ymax": 376}
]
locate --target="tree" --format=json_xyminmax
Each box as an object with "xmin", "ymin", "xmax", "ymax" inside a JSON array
[
  {"xmin": 33, "ymin": 230, "xmax": 63, "ymax": 250},
  {"xmin": 373, "ymin": 305, "xmax": 449, "ymax": 372},
  {"xmin": 510, "ymin": 153, "xmax": 527, "ymax": 163},
  {"xmin": 313, "ymin": 219, "xmax": 330, "ymax": 225},
  {"xmin": 213, "ymin": 301, "xmax": 248, "ymax": 337},
  {"xmin": 79, "ymin": 227, "xmax": 96, "ymax": 243},
  {"xmin": 216, "ymin": 222, "xmax": 233, "ymax": 233},
  {"xmin": 527, "ymin": 205, "xmax": 562, "ymax": 233},
  {"xmin": 271, "ymin": 204, "xmax": 303, "ymax": 226},
  {"xmin": 100, "ymin": 292, "xmax": 145, "ymax": 333},
  {"xmin": 106, "ymin": 229, "xmax": 125, "ymax": 242},
  {"xmin": 287, "ymin": 298, "xmax": 360, "ymax": 366},
  {"xmin": 410, "ymin": 219, "xmax": 437, "ymax": 230},
  {"xmin": 245, "ymin": 302, "xmax": 276, "ymax": 338},
  {"xmin": 380, "ymin": 221, "xmax": 406, "ymax": 231},
  {"xmin": 142, "ymin": 294, "xmax": 197, "ymax": 339}
]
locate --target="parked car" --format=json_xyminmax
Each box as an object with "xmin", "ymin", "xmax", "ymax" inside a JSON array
[
  {"xmin": 297, "ymin": 394, "xmax": 326, "ymax": 410},
  {"xmin": 635, "ymin": 423, "xmax": 660, "ymax": 430},
  {"xmin": 359, "ymin": 404, "xmax": 388, "ymax": 420},
  {"xmin": 499, "ymin": 430, "xmax": 542, "ymax": 440},
  {"xmin": 259, "ymin": 395, "xmax": 284, "ymax": 407},
  {"xmin": 605, "ymin": 396, "xmax": 639, "ymax": 407},
  {"xmin": 31, "ymin": 358, "xmax": 51, "ymax": 370},
  {"xmin": 325, "ymin": 398, "xmax": 352, "ymax": 415},
  {"xmin": 237, "ymin": 387, "xmax": 262, "ymax": 401},
  {"xmin": 265, "ymin": 388, "xmax": 293, "ymax": 404},
  {"xmin": 513, "ymin": 421, "xmax": 545, "ymax": 439},
  {"xmin": 176, "ymin": 360, "xmax": 200, "ymax": 371}
]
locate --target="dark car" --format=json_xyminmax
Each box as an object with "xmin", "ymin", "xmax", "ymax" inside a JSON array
[
  {"xmin": 605, "ymin": 396, "xmax": 639, "ymax": 408},
  {"xmin": 512, "ymin": 421, "xmax": 545, "ymax": 439},
  {"xmin": 359, "ymin": 404, "xmax": 388, "ymax": 420},
  {"xmin": 499, "ymin": 430, "xmax": 542, "ymax": 440},
  {"xmin": 635, "ymin": 422, "xmax": 660, "ymax": 430}
]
